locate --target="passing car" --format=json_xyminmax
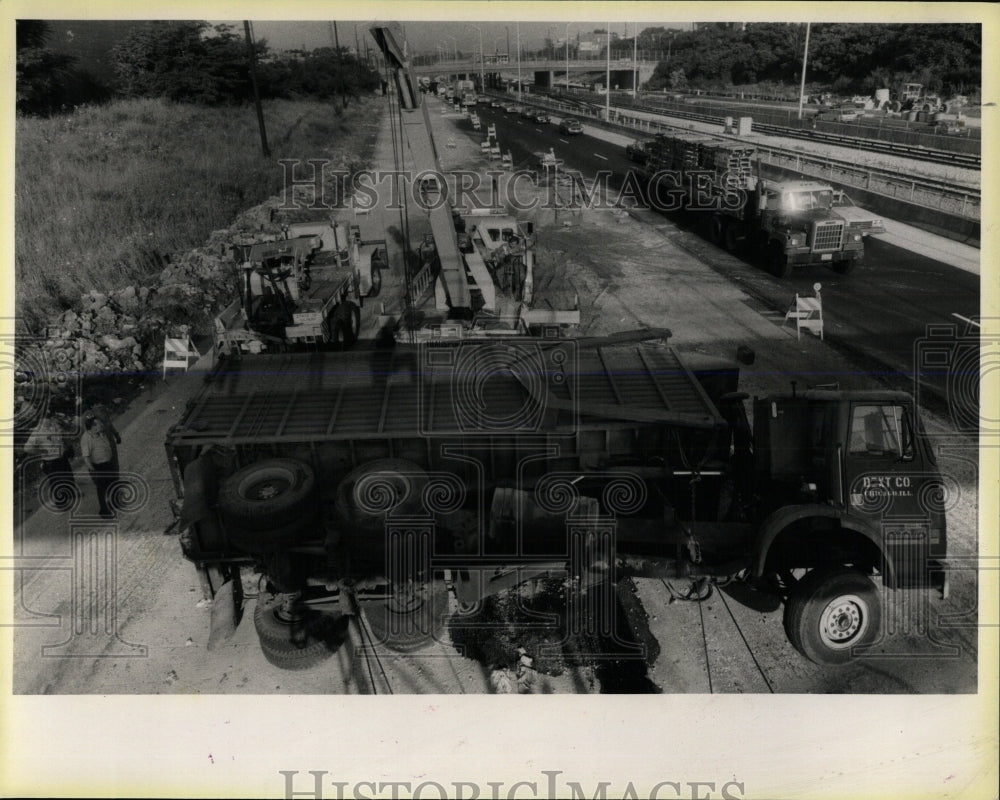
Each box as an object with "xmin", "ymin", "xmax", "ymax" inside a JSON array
[
  {"xmin": 490, "ymin": 99, "xmax": 503, "ymax": 108},
  {"xmin": 504, "ymin": 103, "xmax": 519, "ymax": 113},
  {"xmin": 534, "ymin": 111, "xmax": 550, "ymax": 124},
  {"xmin": 625, "ymin": 139, "xmax": 654, "ymax": 164},
  {"xmin": 816, "ymin": 106, "xmax": 859, "ymax": 123},
  {"xmin": 558, "ymin": 117, "xmax": 583, "ymax": 135},
  {"xmin": 520, "ymin": 107, "xmax": 536, "ymax": 119},
  {"xmin": 832, "ymin": 190, "xmax": 886, "ymax": 236}
]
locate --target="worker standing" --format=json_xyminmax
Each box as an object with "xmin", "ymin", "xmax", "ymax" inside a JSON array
[{"xmin": 80, "ymin": 416, "xmax": 120, "ymax": 519}]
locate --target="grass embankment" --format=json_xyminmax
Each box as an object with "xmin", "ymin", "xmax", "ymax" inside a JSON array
[{"xmin": 15, "ymin": 96, "xmax": 383, "ymax": 331}]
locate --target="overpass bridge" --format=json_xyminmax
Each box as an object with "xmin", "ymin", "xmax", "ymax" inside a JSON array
[{"xmin": 412, "ymin": 57, "xmax": 658, "ymax": 90}]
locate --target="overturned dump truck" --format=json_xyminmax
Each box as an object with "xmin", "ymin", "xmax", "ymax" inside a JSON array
[{"xmin": 166, "ymin": 330, "xmax": 948, "ymax": 668}]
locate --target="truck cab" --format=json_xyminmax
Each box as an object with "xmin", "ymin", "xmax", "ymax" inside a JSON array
[
  {"xmin": 752, "ymin": 389, "xmax": 947, "ymax": 583},
  {"xmin": 753, "ymin": 179, "xmax": 866, "ymax": 277}
]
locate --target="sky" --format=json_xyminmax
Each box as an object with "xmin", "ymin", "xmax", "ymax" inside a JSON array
[{"xmin": 246, "ymin": 20, "xmax": 690, "ymax": 55}]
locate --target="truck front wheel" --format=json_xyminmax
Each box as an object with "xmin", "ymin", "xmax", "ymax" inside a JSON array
[
  {"xmin": 832, "ymin": 258, "xmax": 856, "ymax": 275},
  {"xmin": 783, "ymin": 568, "xmax": 881, "ymax": 665},
  {"xmin": 767, "ymin": 243, "xmax": 791, "ymax": 278}
]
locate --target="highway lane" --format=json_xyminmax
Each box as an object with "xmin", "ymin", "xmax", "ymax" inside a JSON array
[{"xmin": 460, "ymin": 103, "xmax": 981, "ymax": 403}]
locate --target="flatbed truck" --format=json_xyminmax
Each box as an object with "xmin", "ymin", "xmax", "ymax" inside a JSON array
[{"xmin": 640, "ymin": 133, "xmax": 867, "ymax": 277}]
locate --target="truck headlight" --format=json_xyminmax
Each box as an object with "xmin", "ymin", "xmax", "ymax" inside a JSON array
[
  {"xmin": 851, "ymin": 232, "xmax": 862, "ymax": 242},
  {"xmin": 788, "ymin": 233, "xmax": 806, "ymax": 247}
]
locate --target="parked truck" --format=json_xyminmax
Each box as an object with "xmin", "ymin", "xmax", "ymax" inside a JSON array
[
  {"xmin": 215, "ymin": 220, "xmax": 386, "ymax": 355},
  {"xmin": 639, "ymin": 133, "xmax": 867, "ymax": 277},
  {"xmin": 166, "ymin": 331, "xmax": 948, "ymax": 668}
]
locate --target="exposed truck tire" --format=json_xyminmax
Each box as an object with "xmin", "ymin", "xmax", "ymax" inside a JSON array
[
  {"xmin": 767, "ymin": 243, "xmax": 791, "ymax": 278},
  {"xmin": 217, "ymin": 458, "xmax": 316, "ymax": 532},
  {"xmin": 253, "ymin": 591, "xmax": 344, "ymax": 669},
  {"xmin": 333, "ymin": 458, "xmax": 428, "ymax": 536},
  {"xmin": 832, "ymin": 258, "xmax": 856, "ymax": 275},
  {"xmin": 359, "ymin": 579, "xmax": 449, "ymax": 652},
  {"xmin": 783, "ymin": 568, "xmax": 881, "ymax": 665}
]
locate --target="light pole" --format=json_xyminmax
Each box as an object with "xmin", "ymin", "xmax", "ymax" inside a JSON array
[
  {"xmin": 565, "ymin": 22, "xmax": 576, "ymax": 91},
  {"xmin": 470, "ymin": 24, "xmax": 484, "ymax": 92},
  {"xmin": 516, "ymin": 21, "xmax": 521, "ymax": 100},
  {"xmin": 605, "ymin": 23, "xmax": 611, "ymax": 120},
  {"xmin": 447, "ymin": 35, "xmax": 458, "ymax": 64},
  {"xmin": 798, "ymin": 22, "xmax": 810, "ymax": 120},
  {"xmin": 633, "ymin": 22, "xmax": 638, "ymax": 97}
]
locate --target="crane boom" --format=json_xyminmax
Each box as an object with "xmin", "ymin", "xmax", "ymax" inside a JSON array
[{"xmin": 369, "ymin": 25, "xmax": 473, "ymax": 314}]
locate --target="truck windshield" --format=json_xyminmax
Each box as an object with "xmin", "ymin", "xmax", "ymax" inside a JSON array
[
  {"xmin": 782, "ymin": 190, "xmax": 833, "ymax": 211},
  {"xmin": 849, "ymin": 404, "xmax": 908, "ymax": 457}
]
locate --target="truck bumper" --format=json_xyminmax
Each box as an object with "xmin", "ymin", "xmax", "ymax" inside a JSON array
[{"xmin": 786, "ymin": 248, "xmax": 864, "ymax": 266}]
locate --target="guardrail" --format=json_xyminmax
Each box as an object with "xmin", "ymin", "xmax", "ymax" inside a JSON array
[
  {"xmin": 486, "ymin": 92, "xmax": 980, "ymax": 221},
  {"xmin": 546, "ymin": 88, "xmax": 983, "ymax": 155},
  {"xmin": 564, "ymin": 93, "xmax": 981, "ymax": 168}
]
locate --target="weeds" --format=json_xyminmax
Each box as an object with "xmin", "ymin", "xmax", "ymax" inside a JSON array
[{"xmin": 15, "ymin": 96, "xmax": 383, "ymax": 330}]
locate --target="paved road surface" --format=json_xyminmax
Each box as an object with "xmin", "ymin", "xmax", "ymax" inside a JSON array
[{"xmin": 466, "ymin": 102, "xmax": 981, "ymax": 405}]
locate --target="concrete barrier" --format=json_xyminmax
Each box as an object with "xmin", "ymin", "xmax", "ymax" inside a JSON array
[{"xmin": 758, "ymin": 163, "xmax": 980, "ymax": 247}]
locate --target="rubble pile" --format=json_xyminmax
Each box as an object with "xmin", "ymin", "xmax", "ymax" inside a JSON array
[{"xmin": 15, "ymin": 195, "xmax": 292, "ymax": 416}]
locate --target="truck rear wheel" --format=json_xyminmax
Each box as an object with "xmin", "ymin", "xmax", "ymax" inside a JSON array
[
  {"xmin": 332, "ymin": 459, "xmax": 428, "ymax": 564},
  {"xmin": 358, "ymin": 579, "xmax": 448, "ymax": 652},
  {"xmin": 217, "ymin": 458, "xmax": 316, "ymax": 532},
  {"xmin": 784, "ymin": 568, "xmax": 881, "ymax": 665},
  {"xmin": 253, "ymin": 591, "xmax": 343, "ymax": 669}
]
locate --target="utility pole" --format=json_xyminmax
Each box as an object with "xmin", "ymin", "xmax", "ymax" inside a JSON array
[
  {"xmin": 565, "ymin": 22, "xmax": 575, "ymax": 92},
  {"xmin": 797, "ymin": 22, "xmax": 810, "ymax": 120},
  {"xmin": 516, "ymin": 21, "xmax": 521, "ymax": 100},
  {"xmin": 633, "ymin": 21, "xmax": 638, "ymax": 97},
  {"xmin": 354, "ymin": 24, "xmax": 360, "ymax": 57},
  {"xmin": 605, "ymin": 23, "xmax": 611, "ymax": 120},
  {"xmin": 333, "ymin": 21, "xmax": 341, "ymax": 55},
  {"xmin": 244, "ymin": 21, "xmax": 270, "ymax": 157}
]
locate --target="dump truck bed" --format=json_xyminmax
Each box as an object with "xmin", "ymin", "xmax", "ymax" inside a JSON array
[{"xmin": 167, "ymin": 340, "xmax": 724, "ymax": 448}]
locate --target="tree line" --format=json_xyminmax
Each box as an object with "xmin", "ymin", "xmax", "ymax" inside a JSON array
[
  {"xmin": 16, "ymin": 20, "xmax": 381, "ymax": 115},
  {"xmin": 638, "ymin": 23, "xmax": 980, "ymax": 97}
]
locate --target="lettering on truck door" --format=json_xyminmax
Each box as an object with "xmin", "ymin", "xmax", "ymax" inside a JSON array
[{"xmin": 843, "ymin": 402, "xmax": 947, "ymax": 581}]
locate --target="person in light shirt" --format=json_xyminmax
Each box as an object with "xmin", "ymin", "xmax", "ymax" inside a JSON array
[{"xmin": 80, "ymin": 416, "xmax": 119, "ymax": 518}]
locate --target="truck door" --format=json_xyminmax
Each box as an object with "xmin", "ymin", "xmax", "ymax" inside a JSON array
[{"xmin": 842, "ymin": 401, "xmax": 947, "ymax": 580}]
